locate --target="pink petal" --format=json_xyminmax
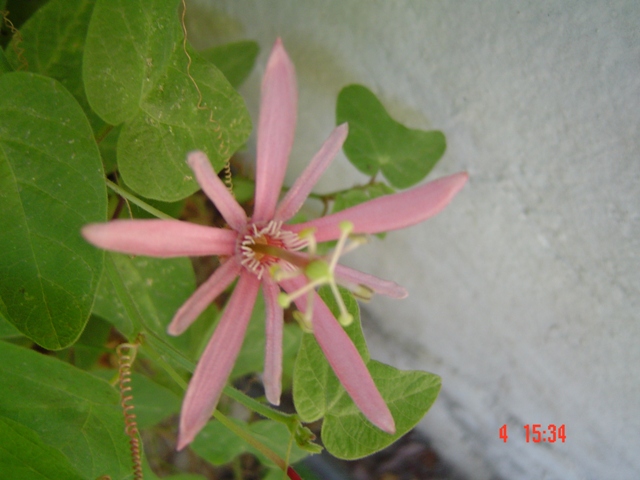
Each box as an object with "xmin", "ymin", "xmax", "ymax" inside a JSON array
[
  {"xmin": 187, "ymin": 151, "xmax": 247, "ymax": 231},
  {"xmin": 168, "ymin": 259, "xmax": 242, "ymax": 336},
  {"xmin": 262, "ymin": 277, "xmax": 283, "ymax": 405},
  {"xmin": 287, "ymin": 172, "xmax": 468, "ymax": 242},
  {"xmin": 280, "ymin": 279, "xmax": 396, "ymax": 434},
  {"xmin": 253, "ymin": 38, "xmax": 298, "ymax": 223},
  {"xmin": 334, "ymin": 264, "xmax": 408, "ymax": 299},
  {"xmin": 274, "ymin": 124, "xmax": 349, "ymax": 221},
  {"xmin": 177, "ymin": 271, "xmax": 260, "ymax": 450},
  {"xmin": 82, "ymin": 220, "xmax": 236, "ymax": 257}
]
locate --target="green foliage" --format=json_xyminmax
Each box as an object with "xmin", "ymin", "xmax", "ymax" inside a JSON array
[
  {"xmin": 83, "ymin": 0, "xmax": 252, "ymax": 201},
  {"xmin": 199, "ymin": 40, "xmax": 259, "ymax": 88},
  {"xmin": 231, "ymin": 175, "xmax": 256, "ymax": 204},
  {"xmin": 0, "ymin": 309, "xmax": 21, "ymax": 337},
  {"xmin": 0, "ymin": 47, "xmax": 11, "ymax": 73},
  {"xmin": 0, "ymin": 72, "xmax": 106, "ymax": 350},
  {"xmin": 337, "ymin": 84, "xmax": 446, "ymax": 188},
  {"xmin": 0, "ymin": 341, "xmax": 131, "ymax": 479},
  {"xmin": 93, "ymin": 252, "xmax": 196, "ymax": 350},
  {"xmin": 163, "ymin": 475, "xmax": 207, "ymax": 480},
  {"xmin": 2, "ymin": 0, "xmax": 50, "ymax": 31},
  {"xmin": 0, "ymin": 416, "xmax": 85, "ymax": 480},
  {"xmin": 91, "ymin": 369, "xmax": 182, "ymax": 429},
  {"xmin": 55, "ymin": 315, "xmax": 112, "ymax": 370},
  {"xmin": 128, "ymin": 372, "xmax": 182, "ymax": 428},
  {"xmin": 192, "ymin": 418, "xmax": 309, "ymax": 468},
  {"xmin": 293, "ymin": 287, "xmax": 441, "ymax": 459},
  {"xmin": 331, "ymin": 182, "xmax": 395, "ymax": 213},
  {"xmin": 5, "ymin": 0, "xmax": 105, "ymax": 132}
]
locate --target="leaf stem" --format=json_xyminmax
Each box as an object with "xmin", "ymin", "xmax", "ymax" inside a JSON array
[
  {"xmin": 306, "ymin": 180, "xmax": 389, "ymax": 203},
  {"xmin": 95, "ymin": 124, "xmax": 114, "ymax": 144},
  {"xmin": 105, "ymin": 179, "xmax": 173, "ymax": 220},
  {"xmin": 213, "ymin": 410, "xmax": 287, "ymax": 470},
  {"xmin": 139, "ymin": 336, "xmax": 189, "ymax": 390},
  {"xmin": 223, "ymin": 386, "xmax": 297, "ymax": 427}
]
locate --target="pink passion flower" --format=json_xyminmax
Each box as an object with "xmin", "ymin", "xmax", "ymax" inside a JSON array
[{"xmin": 82, "ymin": 39, "xmax": 468, "ymax": 450}]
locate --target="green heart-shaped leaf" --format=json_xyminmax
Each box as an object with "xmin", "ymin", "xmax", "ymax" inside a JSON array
[
  {"xmin": 0, "ymin": 308, "xmax": 21, "ymax": 338},
  {"xmin": 192, "ymin": 419, "xmax": 309, "ymax": 468},
  {"xmin": 0, "ymin": 72, "xmax": 106, "ymax": 350},
  {"xmin": 91, "ymin": 369, "xmax": 182, "ymax": 429},
  {"xmin": 0, "ymin": 48, "xmax": 11, "ymax": 74},
  {"xmin": 83, "ymin": 0, "xmax": 251, "ymax": 201},
  {"xmin": 5, "ymin": 0, "xmax": 105, "ymax": 133},
  {"xmin": 93, "ymin": 252, "xmax": 196, "ymax": 350},
  {"xmin": 55, "ymin": 315, "xmax": 112, "ymax": 370},
  {"xmin": 336, "ymin": 84, "xmax": 446, "ymax": 189},
  {"xmin": 331, "ymin": 182, "xmax": 395, "ymax": 213},
  {"xmin": 199, "ymin": 40, "xmax": 259, "ymax": 88},
  {"xmin": 0, "ymin": 416, "xmax": 85, "ymax": 480},
  {"xmin": 0, "ymin": 341, "xmax": 131, "ymax": 479},
  {"xmin": 293, "ymin": 286, "xmax": 441, "ymax": 459}
]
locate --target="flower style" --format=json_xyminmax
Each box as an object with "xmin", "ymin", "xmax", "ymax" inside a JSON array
[{"xmin": 82, "ymin": 39, "xmax": 468, "ymax": 450}]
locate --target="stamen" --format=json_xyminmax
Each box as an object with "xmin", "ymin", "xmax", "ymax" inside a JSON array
[
  {"xmin": 282, "ymin": 221, "xmax": 358, "ymax": 327},
  {"xmin": 351, "ymin": 284, "xmax": 374, "ymax": 301},
  {"xmin": 292, "ymin": 309, "xmax": 313, "ymax": 333},
  {"xmin": 330, "ymin": 281, "xmax": 353, "ymax": 326},
  {"xmin": 239, "ymin": 220, "xmax": 307, "ymax": 279},
  {"xmin": 298, "ymin": 227, "xmax": 317, "ymax": 254},
  {"xmin": 329, "ymin": 221, "xmax": 354, "ymax": 271},
  {"xmin": 251, "ymin": 220, "xmax": 373, "ymax": 332}
]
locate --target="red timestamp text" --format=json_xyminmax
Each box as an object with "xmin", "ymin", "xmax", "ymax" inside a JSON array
[{"xmin": 499, "ymin": 424, "xmax": 566, "ymax": 443}]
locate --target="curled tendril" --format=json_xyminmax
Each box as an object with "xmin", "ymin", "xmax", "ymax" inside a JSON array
[
  {"xmin": 180, "ymin": 0, "xmax": 233, "ymax": 186},
  {"xmin": 117, "ymin": 343, "xmax": 143, "ymax": 480},
  {"xmin": 1, "ymin": 11, "xmax": 28, "ymax": 71}
]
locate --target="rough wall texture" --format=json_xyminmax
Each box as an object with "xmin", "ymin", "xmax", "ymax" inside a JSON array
[{"xmin": 187, "ymin": 1, "xmax": 640, "ymax": 479}]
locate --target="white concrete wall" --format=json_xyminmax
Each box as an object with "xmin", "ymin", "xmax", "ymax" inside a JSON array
[{"xmin": 186, "ymin": 1, "xmax": 640, "ymax": 479}]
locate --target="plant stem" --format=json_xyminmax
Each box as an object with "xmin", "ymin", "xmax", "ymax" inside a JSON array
[
  {"xmin": 223, "ymin": 386, "xmax": 297, "ymax": 427},
  {"xmin": 106, "ymin": 179, "xmax": 173, "ymax": 220},
  {"xmin": 307, "ymin": 179, "xmax": 388, "ymax": 202}
]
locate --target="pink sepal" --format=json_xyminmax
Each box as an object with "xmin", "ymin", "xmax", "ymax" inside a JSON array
[
  {"xmin": 280, "ymin": 279, "xmax": 396, "ymax": 434},
  {"xmin": 81, "ymin": 220, "xmax": 236, "ymax": 257},
  {"xmin": 187, "ymin": 151, "xmax": 247, "ymax": 231},
  {"xmin": 274, "ymin": 124, "xmax": 348, "ymax": 221},
  {"xmin": 168, "ymin": 259, "xmax": 242, "ymax": 336},
  {"xmin": 177, "ymin": 271, "xmax": 260, "ymax": 450},
  {"xmin": 253, "ymin": 38, "xmax": 298, "ymax": 222},
  {"xmin": 334, "ymin": 264, "xmax": 408, "ymax": 299},
  {"xmin": 262, "ymin": 277, "xmax": 284, "ymax": 405},
  {"xmin": 287, "ymin": 172, "xmax": 468, "ymax": 242}
]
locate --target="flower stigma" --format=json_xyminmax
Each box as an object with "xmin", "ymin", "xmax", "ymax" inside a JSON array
[{"xmin": 277, "ymin": 221, "xmax": 367, "ymax": 329}]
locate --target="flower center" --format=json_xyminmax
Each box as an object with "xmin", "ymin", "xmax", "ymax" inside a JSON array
[{"xmin": 239, "ymin": 221, "xmax": 307, "ymax": 279}]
